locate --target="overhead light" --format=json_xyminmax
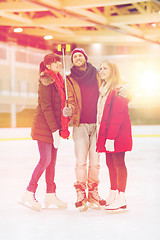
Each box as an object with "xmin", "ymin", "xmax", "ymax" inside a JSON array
[
  {"xmin": 44, "ymin": 35, "xmax": 53, "ymax": 40},
  {"xmin": 91, "ymin": 43, "xmax": 102, "ymax": 55},
  {"xmin": 152, "ymin": 23, "xmax": 156, "ymax": 28},
  {"xmin": 14, "ymin": 28, "xmax": 23, "ymax": 33}
]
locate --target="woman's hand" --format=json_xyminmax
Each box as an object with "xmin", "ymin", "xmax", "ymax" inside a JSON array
[
  {"xmin": 52, "ymin": 130, "xmax": 60, "ymax": 149},
  {"xmin": 105, "ymin": 139, "xmax": 115, "ymax": 152}
]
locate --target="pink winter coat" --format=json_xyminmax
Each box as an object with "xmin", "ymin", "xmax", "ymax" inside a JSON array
[{"xmin": 96, "ymin": 90, "xmax": 132, "ymax": 153}]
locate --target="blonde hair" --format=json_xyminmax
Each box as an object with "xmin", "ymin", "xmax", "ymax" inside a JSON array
[{"xmin": 100, "ymin": 60, "xmax": 121, "ymax": 92}]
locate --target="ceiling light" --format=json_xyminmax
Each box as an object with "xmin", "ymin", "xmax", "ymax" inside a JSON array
[
  {"xmin": 44, "ymin": 35, "xmax": 53, "ymax": 40},
  {"xmin": 152, "ymin": 23, "xmax": 156, "ymax": 28},
  {"xmin": 14, "ymin": 28, "xmax": 23, "ymax": 33}
]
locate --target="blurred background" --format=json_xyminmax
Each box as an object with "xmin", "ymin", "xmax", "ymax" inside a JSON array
[
  {"xmin": 0, "ymin": 3, "xmax": 160, "ymax": 239},
  {"xmin": 0, "ymin": 0, "xmax": 160, "ymax": 128}
]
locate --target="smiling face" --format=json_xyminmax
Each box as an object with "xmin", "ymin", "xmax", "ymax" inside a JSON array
[
  {"xmin": 99, "ymin": 62, "xmax": 112, "ymax": 81},
  {"xmin": 72, "ymin": 52, "xmax": 87, "ymax": 68},
  {"xmin": 47, "ymin": 61, "xmax": 62, "ymax": 74}
]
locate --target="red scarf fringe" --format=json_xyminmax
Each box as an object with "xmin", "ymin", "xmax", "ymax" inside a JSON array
[{"xmin": 45, "ymin": 69, "xmax": 70, "ymax": 139}]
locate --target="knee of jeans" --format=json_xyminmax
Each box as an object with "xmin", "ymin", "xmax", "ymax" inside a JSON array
[
  {"xmin": 89, "ymin": 162, "xmax": 100, "ymax": 169},
  {"xmin": 76, "ymin": 162, "xmax": 87, "ymax": 168}
]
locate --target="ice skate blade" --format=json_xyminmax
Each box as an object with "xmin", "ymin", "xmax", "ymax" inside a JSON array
[
  {"xmin": 43, "ymin": 207, "xmax": 67, "ymax": 211},
  {"xmin": 76, "ymin": 203, "xmax": 88, "ymax": 212},
  {"xmin": 88, "ymin": 202, "xmax": 101, "ymax": 210},
  {"xmin": 79, "ymin": 204, "xmax": 88, "ymax": 212},
  {"xmin": 44, "ymin": 204, "xmax": 67, "ymax": 209},
  {"xmin": 88, "ymin": 200, "xmax": 106, "ymax": 210},
  {"xmin": 105, "ymin": 208, "xmax": 129, "ymax": 214},
  {"xmin": 18, "ymin": 201, "xmax": 42, "ymax": 212}
]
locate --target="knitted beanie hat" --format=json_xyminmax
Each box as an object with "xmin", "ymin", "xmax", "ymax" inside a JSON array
[{"xmin": 71, "ymin": 48, "xmax": 88, "ymax": 62}]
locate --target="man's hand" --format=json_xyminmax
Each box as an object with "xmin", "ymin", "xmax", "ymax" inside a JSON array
[
  {"xmin": 116, "ymin": 84, "xmax": 128, "ymax": 98},
  {"xmin": 63, "ymin": 106, "xmax": 72, "ymax": 117}
]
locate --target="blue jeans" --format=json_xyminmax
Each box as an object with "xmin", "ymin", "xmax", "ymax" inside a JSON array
[{"xmin": 27, "ymin": 140, "xmax": 57, "ymax": 193}]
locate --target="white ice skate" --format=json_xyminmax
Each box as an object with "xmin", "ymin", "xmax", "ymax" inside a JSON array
[
  {"xmin": 44, "ymin": 193, "xmax": 67, "ymax": 209},
  {"xmin": 19, "ymin": 190, "xmax": 42, "ymax": 211},
  {"xmin": 105, "ymin": 192, "xmax": 128, "ymax": 214},
  {"xmin": 106, "ymin": 190, "xmax": 117, "ymax": 206}
]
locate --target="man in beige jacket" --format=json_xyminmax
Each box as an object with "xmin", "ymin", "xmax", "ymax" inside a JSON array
[
  {"xmin": 63, "ymin": 48, "xmax": 129, "ymax": 211},
  {"xmin": 63, "ymin": 48, "xmax": 106, "ymax": 211}
]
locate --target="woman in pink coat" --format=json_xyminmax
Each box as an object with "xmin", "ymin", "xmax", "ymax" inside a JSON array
[{"xmin": 96, "ymin": 60, "xmax": 132, "ymax": 212}]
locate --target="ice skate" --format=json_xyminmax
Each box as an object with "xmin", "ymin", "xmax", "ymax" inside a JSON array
[
  {"xmin": 44, "ymin": 193, "xmax": 67, "ymax": 209},
  {"xmin": 19, "ymin": 190, "xmax": 42, "ymax": 211},
  {"xmin": 88, "ymin": 183, "xmax": 106, "ymax": 209},
  {"xmin": 74, "ymin": 183, "xmax": 88, "ymax": 212},
  {"xmin": 105, "ymin": 191, "xmax": 128, "ymax": 213},
  {"xmin": 106, "ymin": 189, "xmax": 117, "ymax": 206}
]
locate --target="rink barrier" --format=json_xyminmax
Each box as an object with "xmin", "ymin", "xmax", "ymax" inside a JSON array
[
  {"xmin": 0, "ymin": 135, "xmax": 160, "ymax": 141},
  {"xmin": 0, "ymin": 137, "xmax": 32, "ymax": 141},
  {"xmin": 133, "ymin": 134, "xmax": 160, "ymax": 137}
]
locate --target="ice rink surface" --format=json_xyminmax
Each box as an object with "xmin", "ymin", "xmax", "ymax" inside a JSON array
[{"xmin": 0, "ymin": 125, "xmax": 160, "ymax": 240}]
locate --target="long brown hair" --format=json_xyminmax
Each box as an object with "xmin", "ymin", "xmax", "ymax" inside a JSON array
[{"xmin": 39, "ymin": 53, "xmax": 61, "ymax": 74}]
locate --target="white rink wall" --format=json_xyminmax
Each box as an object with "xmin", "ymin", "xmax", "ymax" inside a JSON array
[{"xmin": 0, "ymin": 125, "xmax": 160, "ymax": 140}]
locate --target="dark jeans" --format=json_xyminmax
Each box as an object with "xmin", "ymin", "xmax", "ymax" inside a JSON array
[
  {"xmin": 106, "ymin": 152, "xmax": 127, "ymax": 192},
  {"xmin": 27, "ymin": 140, "xmax": 57, "ymax": 193}
]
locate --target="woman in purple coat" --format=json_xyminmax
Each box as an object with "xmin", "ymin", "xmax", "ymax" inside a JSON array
[{"xmin": 96, "ymin": 60, "xmax": 132, "ymax": 212}]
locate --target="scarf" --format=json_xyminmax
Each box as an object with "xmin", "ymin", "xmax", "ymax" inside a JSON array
[
  {"xmin": 70, "ymin": 62, "xmax": 97, "ymax": 85},
  {"xmin": 97, "ymin": 80, "xmax": 112, "ymax": 134},
  {"xmin": 45, "ymin": 69, "xmax": 70, "ymax": 139}
]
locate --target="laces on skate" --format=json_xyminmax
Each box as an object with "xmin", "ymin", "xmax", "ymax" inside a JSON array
[
  {"xmin": 74, "ymin": 183, "xmax": 88, "ymax": 211},
  {"xmin": 88, "ymin": 183, "xmax": 106, "ymax": 209}
]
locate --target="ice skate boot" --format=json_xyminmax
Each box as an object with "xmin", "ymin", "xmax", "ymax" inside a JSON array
[
  {"xmin": 106, "ymin": 190, "xmax": 117, "ymax": 206},
  {"xmin": 74, "ymin": 183, "xmax": 88, "ymax": 212},
  {"xmin": 44, "ymin": 193, "xmax": 67, "ymax": 209},
  {"xmin": 105, "ymin": 191, "xmax": 127, "ymax": 213},
  {"xmin": 88, "ymin": 183, "xmax": 106, "ymax": 209},
  {"xmin": 20, "ymin": 190, "xmax": 42, "ymax": 211}
]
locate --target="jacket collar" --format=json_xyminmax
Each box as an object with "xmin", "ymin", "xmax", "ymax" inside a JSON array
[{"xmin": 39, "ymin": 72, "xmax": 55, "ymax": 86}]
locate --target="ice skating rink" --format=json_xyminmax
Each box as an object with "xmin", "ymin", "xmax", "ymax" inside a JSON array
[{"xmin": 0, "ymin": 125, "xmax": 160, "ymax": 240}]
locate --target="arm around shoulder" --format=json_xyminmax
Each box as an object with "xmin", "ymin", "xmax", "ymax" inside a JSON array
[{"xmin": 116, "ymin": 80, "xmax": 134, "ymax": 102}]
